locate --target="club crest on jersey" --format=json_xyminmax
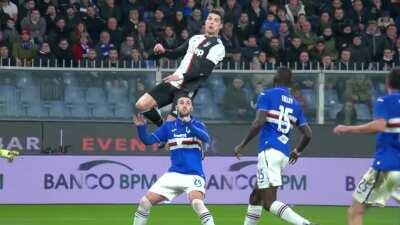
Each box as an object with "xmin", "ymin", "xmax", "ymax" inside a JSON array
[
  {"xmin": 194, "ymin": 48, "xmax": 204, "ymax": 56},
  {"xmin": 203, "ymin": 41, "xmax": 211, "ymax": 47}
]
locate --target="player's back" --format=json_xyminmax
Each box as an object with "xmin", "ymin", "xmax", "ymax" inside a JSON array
[
  {"xmin": 373, "ymin": 92, "xmax": 400, "ymax": 171},
  {"xmin": 256, "ymin": 87, "xmax": 307, "ymax": 156}
]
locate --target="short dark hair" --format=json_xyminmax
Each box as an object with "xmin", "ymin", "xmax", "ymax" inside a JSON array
[
  {"xmin": 209, "ymin": 9, "xmax": 223, "ymax": 22},
  {"xmin": 274, "ymin": 67, "xmax": 292, "ymax": 86},
  {"xmin": 388, "ymin": 68, "xmax": 400, "ymax": 90}
]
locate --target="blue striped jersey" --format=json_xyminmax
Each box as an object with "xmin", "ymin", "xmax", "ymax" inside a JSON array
[
  {"xmin": 373, "ymin": 91, "xmax": 400, "ymax": 171},
  {"xmin": 151, "ymin": 118, "xmax": 208, "ymax": 178},
  {"xmin": 256, "ymin": 87, "xmax": 307, "ymax": 156}
]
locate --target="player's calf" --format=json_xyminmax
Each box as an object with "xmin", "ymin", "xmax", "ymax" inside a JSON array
[
  {"xmin": 191, "ymin": 199, "xmax": 215, "ymax": 225},
  {"xmin": 133, "ymin": 196, "xmax": 152, "ymax": 225}
]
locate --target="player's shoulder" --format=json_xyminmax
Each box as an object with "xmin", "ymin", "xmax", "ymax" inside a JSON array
[
  {"xmin": 190, "ymin": 34, "xmax": 205, "ymax": 40},
  {"xmin": 191, "ymin": 118, "xmax": 207, "ymax": 127}
]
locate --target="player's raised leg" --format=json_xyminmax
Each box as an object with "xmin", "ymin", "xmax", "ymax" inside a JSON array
[
  {"xmin": 133, "ymin": 192, "xmax": 166, "ymax": 225},
  {"xmin": 243, "ymin": 188, "xmax": 263, "ymax": 225},
  {"xmin": 189, "ymin": 191, "xmax": 216, "ymax": 225},
  {"xmin": 135, "ymin": 93, "xmax": 163, "ymax": 127}
]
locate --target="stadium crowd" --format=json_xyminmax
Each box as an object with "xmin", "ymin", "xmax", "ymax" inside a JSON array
[
  {"xmin": 1, "ymin": 0, "xmax": 400, "ymax": 69},
  {"xmin": 0, "ymin": 0, "xmax": 394, "ymax": 122}
]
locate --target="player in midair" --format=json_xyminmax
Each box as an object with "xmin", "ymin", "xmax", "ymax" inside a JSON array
[
  {"xmin": 334, "ymin": 68, "xmax": 400, "ymax": 225},
  {"xmin": 135, "ymin": 10, "xmax": 225, "ymax": 127},
  {"xmin": 132, "ymin": 96, "xmax": 215, "ymax": 225},
  {"xmin": 234, "ymin": 67, "xmax": 318, "ymax": 225}
]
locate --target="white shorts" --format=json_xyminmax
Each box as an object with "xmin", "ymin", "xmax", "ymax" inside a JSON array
[
  {"xmin": 257, "ymin": 148, "xmax": 289, "ymax": 188},
  {"xmin": 353, "ymin": 168, "xmax": 400, "ymax": 207},
  {"xmin": 148, "ymin": 172, "xmax": 206, "ymax": 201}
]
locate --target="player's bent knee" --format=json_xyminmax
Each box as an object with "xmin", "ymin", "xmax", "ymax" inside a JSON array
[
  {"xmin": 191, "ymin": 199, "xmax": 209, "ymax": 215},
  {"xmin": 138, "ymin": 196, "xmax": 152, "ymax": 212}
]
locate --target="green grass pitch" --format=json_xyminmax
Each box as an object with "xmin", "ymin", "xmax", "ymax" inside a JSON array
[{"xmin": 0, "ymin": 205, "xmax": 398, "ymax": 225}]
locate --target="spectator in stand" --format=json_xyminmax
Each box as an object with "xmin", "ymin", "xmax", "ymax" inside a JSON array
[
  {"xmin": 48, "ymin": 17, "xmax": 70, "ymax": 50},
  {"xmin": 44, "ymin": 4, "xmax": 58, "ymax": 33},
  {"xmin": 187, "ymin": 7, "xmax": 203, "ymax": 35},
  {"xmin": 378, "ymin": 48, "xmax": 396, "ymax": 70},
  {"xmin": 363, "ymin": 19, "xmax": 386, "ymax": 61},
  {"xmin": 331, "ymin": 8, "xmax": 348, "ymax": 36},
  {"xmin": 134, "ymin": 22, "xmax": 155, "ymax": 59},
  {"xmin": 35, "ymin": 42, "xmax": 54, "ymax": 67},
  {"xmin": 348, "ymin": 0, "xmax": 369, "ymax": 31},
  {"xmin": 377, "ymin": 11, "xmax": 394, "ymax": 30},
  {"xmin": 321, "ymin": 27, "xmax": 338, "ymax": 59},
  {"xmin": 96, "ymin": 30, "xmax": 115, "ymax": 59},
  {"xmin": 336, "ymin": 49, "xmax": 354, "ymax": 70},
  {"xmin": 106, "ymin": 17, "xmax": 124, "ymax": 48},
  {"xmin": 265, "ymin": 37, "xmax": 285, "ymax": 63},
  {"xmin": 259, "ymin": 13, "xmax": 280, "ymax": 37},
  {"xmin": 1, "ymin": 0, "xmax": 18, "ymax": 21},
  {"xmin": 251, "ymin": 51, "xmax": 268, "ymax": 70},
  {"xmin": 64, "ymin": 4, "xmax": 82, "ymax": 32},
  {"xmin": 182, "ymin": 0, "xmax": 197, "ymax": 18},
  {"xmin": 83, "ymin": 5, "xmax": 105, "ymax": 43},
  {"xmin": 69, "ymin": 21, "xmax": 90, "ymax": 45},
  {"xmin": 128, "ymin": 48, "xmax": 146, "ymax": 68},
  {"xmin": 309, "ymin": 38, "xmax": 328, "ymax": 62},
  {"xmin": 37, "ymin": 0, "xmax": 52, "ymax": 16},
  {"xmin": 241, "ymin": 35, "xmax": 260, "ymax": 63},
  {"xmin": 99, "ymin": 0, "xmax": 122, "ymax": 23},
  {"xmin": 223, "ymin": 0, "xmax": 242, "ymax": 24},
  {"xmin": 20, "ymin": 9, "xmax": 47, "ymax": 44},
  {"xmin": 54, "ymin": 38, "xmax": 73, "ymax": 66},
  {"xmin": 320, "ymin": 54, "xmax": 334, "ymax": 69},
  {"xmin": 336, "ymin": 23, "xmax": 355, "ymax": 51},
  {"xmin": 81, "ymin": 48, "xmax": 99, "ymax": 67},
  {"xmin": 18, "ymin": 0, "xmax": 35, "ymax": 24},
  {"xmin": 223, "ymin": 77, "xmax": 251, "ymax": 119},
  {"xmin": 286, "ymin": 36, "xmax": 306, "ymax": 64},
  {"xmin": 72, "ymin": 35, "xmax": 91, "ymax": 63},
  {"xmin": 296, "ymin": 20, "xmax": 318, "ymax": 50},
  {"xmin": 369, "ymin": 0, "xmax": 387, "ymax": 20},
  {"xmin": 120, "ymin": 35, "xmax": 137, "ymax": 59},
  {"xmin": 246, "ymin": 0, "xmax": 266, "ymax": 33},
  {"xmin": 335, "ymin": 101, "xmax": 357, "ymax": 125},
  {"xmin": 348, "ymin": 35, "xmax": 370, "ymax": 67},
  {"xmin": 0, "ymin": 45, "xmax": 15, "ymax": 66},
  {"xmin": 105, "ymin": 47, "xmax": 120, "ymax": 67},
  {"xmin": 285, "ymin": 0, "xmax": 306, "ymax": 24},
  {"xmin": 297, "ymin": 50, "xmax": 313, "ymax": 70},
  {"xmin": 221, "ymin": 22, "xmax": 241, "ymax": 63},
  {"xmin": 344, "ymin": 75, "xmax": 373, "ymax": 112},
  {"xmin": 3, "ymin": 18, "xmax": 18, "ymax": 48},
  {"xmin": 149, "ymin": 9, "xmax": 167, "ymax": 37},
  {"xmin": 235, "ymin": 12, "xmax": 255, "ymax": 46},
  {"xmin": 170, "ymin": 11, "xmax": 187, "ymax": 36},
  {"xmin": 178, "ymin": 29, "xmax": 190, "ymax": 45},
  {"xmin": 121, "ymin": 0, "xmax": 142, "ymax": 21},
  {"xmin": 12, "ymin": 29, "xmax": 37, "ymax": 66},
  {"xmin": 316, "ymin": 11, "xmax": 331, "ymax": 35},
  {"xmin": 158, "ymin": 0, "xmax": 179, "ymax": 22},
  {"xmin": 384, "ymin": 24, "xmax": 398, "ymax": 50},
  {"xmin": 123, "ymin": 8, "xmax": 141, "ymax": 36},
  {"xmin": 277, "ymin": 21, "xmax": 292, "ymax": 50},
  {"xmin": 160, "ymin": 25, "xmax": 179, "ymax": 50},
  {"xmin": 393, "ymin": 38, "xmax": 400, "ymax": 63}
]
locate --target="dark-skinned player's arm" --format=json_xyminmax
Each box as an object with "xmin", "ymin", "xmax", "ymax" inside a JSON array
[
  {"xmin": 233, "ymin": 110, "xmax": 266, "ymax": 159},
  {"xmin": 334, "ymin": 118, "xmax": 386, "ymax": 134},
  {"xmin": 289, "ymin": 124, "xmax": 312, "ymax": 164}
]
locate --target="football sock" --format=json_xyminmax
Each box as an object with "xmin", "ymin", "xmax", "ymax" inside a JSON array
[
  {"xmin": 269, "ymin": 201, "xmax": 311, "ymax": 225},
  {"xmin": 191, "ymin": 199, "xmax": 215, "ymax": 225},
  {"xmin": 133, "ymin": 197, "xmax": 152, "ymax": 225},
  {"xmin": 142, "ymin": 108, "xmax": 163, "ymax": 127},
  {"xmin": 244, "ymin": 205, "xmax": 262, "ymax": 225}
]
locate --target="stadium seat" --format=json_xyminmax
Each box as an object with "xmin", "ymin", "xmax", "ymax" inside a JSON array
[
  {"xmin": 325, "ymin": 89, "xmax": 339, "ymax": 106},
  {"xmin": 193, "ymin": 88, "xmax": 212, "ymax": 106},
  {"xmin": 327, "ymin": 103, "xmax": 343, "ymax": 120},
  {"xmin": 46, "ymin": 101, "xmax": 66, "ymax": 118},
  {"xmin": 0, "ymin": 85, "xmax": 17, "ymax": 103},
  {"xmin": 92, "ymin": 104, "xmax": 113, "ymax": 118},
  {"xmin": 19, "ymin": 87, "xmax": 40, "ymax": 103},
  {"xmin": 113, "ymin": 103, "xmax": 132, "ymax": 119},
  {"xmin": 301, "ymin": 89, "xmax": 316, "ymax": 110},
  {"xmin": 107, "ymin": 87, "xmax": 129, "ymax": 104},
  {"xmin": 16, "ymin": 73, "xmax": 34, "ymax": 88},
  {"xmin": 25, "ymin": 103, "xmax": 44, "ymax": 117},
  {"xmin": 86, "ymin": 87, "xmax": 106, "ymax": 104},
  {"xmin": 69, "ymin": 104, "xmax": 90, "ymax": 118},
  {"xmin": 65, "ymin": 86, "xmax": 85, "ymax": 104},
  {"xmin": 354, "ymin": 103, "xmax": 372, "ymax": 121}
]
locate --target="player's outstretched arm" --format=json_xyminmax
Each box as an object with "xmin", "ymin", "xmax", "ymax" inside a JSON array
[
  {"xmin": 186, "ymin": 121, "xmax": 210, "ymax": 143},
  {"xmin": 289, "ymin": 124, "xmax": 312, "ymax": 164},
  {"xmin": 234, "ymin": 110, "xmax": 266, "ymax": 159},
  {"xmin": 334, "ymin": 118, "xmax": 386, "ymax": 134},
  {"xmin": 154, "ymin": 40, "xmax": 189, "ymax": 59},
  {"xmin": 134, "ymin": 114, "xmax": 164, "ymax": 145}
]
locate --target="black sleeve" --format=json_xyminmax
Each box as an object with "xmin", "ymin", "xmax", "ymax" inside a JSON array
[{"xmin": 162, "ymin": 40, "xmax": 189, "ymax": 59}]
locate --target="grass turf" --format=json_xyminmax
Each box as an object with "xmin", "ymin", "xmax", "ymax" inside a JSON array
[{"xmin": 0, "ymin": 205, "xmax": 398, "ymax": 225}]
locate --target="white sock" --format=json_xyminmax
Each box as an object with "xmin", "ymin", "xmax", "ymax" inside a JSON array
[
  {"xmin": 244, "ymin": 205, "xmax": 262, "ymax": 225},
  {"xmin": 191, "ymin": 199, "xmax": 215, "ymax": 225},
  {"xmin": 133, "ymin": 197, "xmax": 152, "ymax": 225},
  {"xmin": 269, "ymin": 201, "xmax": 310, "ymax": 225}
]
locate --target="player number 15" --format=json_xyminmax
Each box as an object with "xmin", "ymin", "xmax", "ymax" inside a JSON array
[{"xmin": 278, "ymin": 105, "xmax": 293, "ymax": 134}]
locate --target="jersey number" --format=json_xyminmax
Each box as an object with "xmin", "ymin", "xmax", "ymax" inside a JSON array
[{"xmin": 277, "ymin": 105, "xmax": 293, "ymax": 134}]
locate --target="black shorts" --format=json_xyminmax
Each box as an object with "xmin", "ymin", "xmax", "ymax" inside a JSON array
[{"xmin": 148, "ymin": 82, "xmax": 198, "ymax": 111}]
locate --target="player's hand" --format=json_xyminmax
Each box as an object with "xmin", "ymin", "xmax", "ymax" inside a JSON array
[
  {"xmin": 289, "ymin": 148, "xmax": 300, "ymax": 165},
  {"xmin": 333, "ymin": 125, "xmax": 349, "ymax": 134},
  {"xmin": 233, "ymin": 144, "xmax": 244, "ymax": 160},
  {"xmin": 133, "ymin": 113, "xmax": 146, "ymax": 126},
  {"xmin": 153, "ymin": 43, "xmax": 166, "ymax": 54},
  {"xmin": 163, "ymin": 74, "xmax": 183, "ymax": 83}
]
